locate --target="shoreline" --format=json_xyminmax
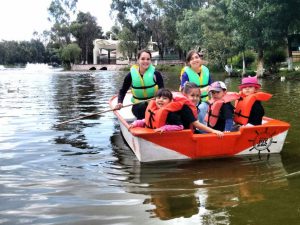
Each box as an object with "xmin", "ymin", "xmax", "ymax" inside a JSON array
[{"xmin": 71, "ymin": 64, "xmax": 126, "ymax": 71}]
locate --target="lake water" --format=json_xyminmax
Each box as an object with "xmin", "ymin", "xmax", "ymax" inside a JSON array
[{"xmin": 0, "ymin": 67, "xmax": 300, "ymax": 225}]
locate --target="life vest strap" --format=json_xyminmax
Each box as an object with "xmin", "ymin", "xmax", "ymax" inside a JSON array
[
  {"xmin": 234, "ymin": 110, "xmax": 249, "ymax": 119},
  {"xmin": 208, "ymin": 112, "xmax": 219, "ymax": 118},
  {"xmin": 132, "ymin": 95, "xmax": 153, "ymax": 100},
  {"xmin": 199, "ymin": 84, "xmax": 208, "ymax": 88},
  {"xmin": 146, "ymin": 109, "xmax": 156, "ymax": 129},
  {"xmin": 131, "ymin": 83, "xmax": 157, "ymax": 89}
]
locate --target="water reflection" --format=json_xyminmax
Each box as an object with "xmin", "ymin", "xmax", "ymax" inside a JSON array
[
  {"xmin": 52, "ymin": 72, "xmax": 117, "ymax": 150},
  {"xmin": 110, "ymin": 132, "xmax": 288, "ymax": 222},
  {"xmin": 0, "ymin": 68, "xmax": 299, "ymax": 225}
]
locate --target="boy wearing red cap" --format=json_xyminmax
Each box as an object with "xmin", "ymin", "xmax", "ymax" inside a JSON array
[{"xmin": 234, "ymin": 76, "xmax": 272, "ymax": 126}]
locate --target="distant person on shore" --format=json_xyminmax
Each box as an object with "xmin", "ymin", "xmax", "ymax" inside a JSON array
[
  {"xmin": 114, "ymin": 49, "xmax": 164, "ymax": 119},
  {"xmin": 234, "ymin": 76, "xmax": 272, "ymax": 126},
  {"xmin": 205, "ymin": 81, "xmax": 239, "ymax": 132},
  {"xmin": 179, "ymin": 50, "xmax": 213, "ymax": 124}
]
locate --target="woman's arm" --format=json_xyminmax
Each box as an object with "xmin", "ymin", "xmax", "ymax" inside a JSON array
[
  {"xmin": 115, "ymin": 73, "xmax": 132, "ymax": 110},
  {"xmin": 180, "ymin": 73, "xmax": 189, "ymax": 89},
  {"xmin": 154, "ymin": 71, "xmax": 164, "ymax": 88}
]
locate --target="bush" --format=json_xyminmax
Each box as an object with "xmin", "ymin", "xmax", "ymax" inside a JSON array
[
  {"xmin": 231, "ymin": 50, "xmax": 256, "ymax": 69},
  {"xmin": 228, "ymin": 69, "xmax": 256, "ymax": 77},
  {"xmin": 60, "ymin": 43, "xmax": 81, "ymax": 64},
  {"xmin": 264, "ymin": 47, "xmax": 286, "ymax": 72}
]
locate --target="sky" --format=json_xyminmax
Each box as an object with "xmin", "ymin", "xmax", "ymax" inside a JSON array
[{"xmin": 0, "ymin": 0, "xmax": 114, "ymax": 41}]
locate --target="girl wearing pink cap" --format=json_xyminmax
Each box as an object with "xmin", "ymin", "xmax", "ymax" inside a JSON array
[{"xmin": 234, "ymin": 76, "xmax": 272, "ymax": 126}]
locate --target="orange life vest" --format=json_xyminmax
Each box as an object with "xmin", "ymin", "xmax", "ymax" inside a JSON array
[
  {"xmin": 205, "ymin": 92, "xmax": 240, "ymax": 127},
  {"xmin": 145, "ymin": 93, "xmax": 198, "ymax": 129},
  {"xmin": 234, "ymin": 92, "xmax": 272, "ymax": 125}
]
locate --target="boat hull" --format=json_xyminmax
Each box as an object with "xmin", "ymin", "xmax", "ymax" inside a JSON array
[{"xmin": 110, "ymin": 93, "xmax": 290, "ymax": 162}]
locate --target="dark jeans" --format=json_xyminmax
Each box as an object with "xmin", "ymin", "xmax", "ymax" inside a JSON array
[{"xmin": 132, "ymin": 102, "xmax": 148, "ymax": 119}]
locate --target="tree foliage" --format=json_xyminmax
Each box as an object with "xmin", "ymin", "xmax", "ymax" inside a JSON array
[
  {"xmin": 70, "ymin": 12, "xmax": 104, "ymax": 64},
  {"xmin": 118, "ymin": 27, "xmax": 138, "ymax": 60},
  {"xmin": 176, "ymin": 10, "xmax": 204, "ymax": 51},
  {"xmin": 48, "ymin": 0, "xmax": 78, "ymax": 45},
  {"xmin": 228, "ymin": 0, "xmax": 285, "ymax": 75},
  {"xmin": 60, "ymin": 43, "xmax": 81, "ymax": 68},
  {"xmin": 0, "ymin": 40, "xmax": 47, "ymax": 65},
  {"xmin": 2, "ymin": 0, "xmax": 300, "ymax": 74}
]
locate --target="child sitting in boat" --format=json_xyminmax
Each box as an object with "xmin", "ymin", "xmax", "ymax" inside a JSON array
[
  {"xmin": 204, "ymin": 81, "xmax": 239, "ymax": 132},
  {"xmin": 180, "ymin": 82, "xmax": 224, "ymax": 136},
  {"xmin": 129, "ymin": 88, "xmax": 224, "ymax": 137},
  {"xmin": 129, "ymin": 88, "xmax": 184, "ymax": 132},
  {"xmin": 234, "ymin": 76, "xmax": 272, "ymax": 126}
]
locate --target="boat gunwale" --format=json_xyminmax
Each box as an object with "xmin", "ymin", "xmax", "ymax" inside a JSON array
[{"xmin": 109, "ymin": 95, "xmax": 290, "ymax": 139}]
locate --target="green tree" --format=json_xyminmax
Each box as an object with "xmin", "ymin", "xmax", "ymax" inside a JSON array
[
  {"xmin": 0, "ymin": 42, "xmax": 5, "ymax": 64},
  {"xmin": 106, "ymin": 25, "xmax": 121, "ymax": 40},
  {"xmin": 275, "ymin": 0, "xmax": 300, "ymax": 70},
  {"xmin": 264, "ymin": 47, "xmax": 286, "ymax": 72},
  {"xmin": 111, "ymin": 0, "xmax": 210, "ymax": 59},
  {"xmin": 46, "ymin": 42, "xmax": 62, "ymax": 66},
  {"xmin": 29, "ymin": 40, "xmax": 47, "ymax": 63},
  {"xmin": 0, "ymin": 40, "xmax": 47, "ymax": 65},
  {"xmin": 111, "ymin": 0, "xmax": 150, "ymax": 54},
  {"xmin": 70, "ymin": 12, "xmax": 104, "ymax": 64},
  {"xmin": 60, "ymin": 43, "xmax": 81, "ymax": 69},
  {"xmin": 176, "ymin": 10, "xmax": 203, "ymax": 52},
  {"xmin": 201, "ymin": 2, "xmax": 233, "ymax": 69},
  {"xmin": 176, "ymin": 2, "xmax": 233, "ymax": 69},
  {"xmin": 118, "ymin": 27, "xmax": 138, "ymax": 62},
  {"xmin": 229, "ymin": 0, "xmax": 284, "ymax": 76},
  {"xmin": 48, "ymin": 0, "xmax": 78, "ymax": 45},
  {"xmin": 156, "ymin": 0, "xmax": 208, "ymax": 58}
]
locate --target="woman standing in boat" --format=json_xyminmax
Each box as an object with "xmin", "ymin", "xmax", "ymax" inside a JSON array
[
  {"xmin": 114, "ymin": 49, "xmax": 164, "ymax": 119},
  {"xmin": 180, "ymin": 50, "xmax": 213, "ymax": 124}
]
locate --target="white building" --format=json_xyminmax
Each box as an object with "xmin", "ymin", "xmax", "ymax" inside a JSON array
[{"xmin": 93, "ymin": 36, "xmax": 158, "ymax": 65}]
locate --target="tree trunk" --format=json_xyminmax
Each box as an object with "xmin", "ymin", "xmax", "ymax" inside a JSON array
[
  {"xmin": 158, "ymin": 45, "xmax": 164, "ymax": 60},
  {"xmin": 242, "ymin": 51, "xmax": 246, "ymax": 75},
  {"xmin": 85, "ymin": 42, "xmax": 88, "ymax": 64},
  {"xmin": 178, "ymin": 48, "xmax": 183, "ymax": 60},
  {"xmin": 286, "ymin": 36, "xmax": 293, "ymax": 71},
  {"xmin": 256, "ymin": 48, "xmax": 264, "ymax": 77},
  {"xmin": 108, "ymin": 50, "xmax": 111, "ymax": 64}
]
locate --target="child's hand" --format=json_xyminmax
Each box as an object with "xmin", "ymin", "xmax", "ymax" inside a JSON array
[
  {"xmin": 128, "ymin": 124, "xmax": 134, "ymax": 131},
  {"xmin": 213, "ymin": 130, "xmax": 224, "ymax": 138},
  {"xmin": 154, "ymin": 128, "xmax": 164, "ymax": 133},
  {"xmin": 128, "ymin": 119, "xmax": 145, "ymax": 131}
]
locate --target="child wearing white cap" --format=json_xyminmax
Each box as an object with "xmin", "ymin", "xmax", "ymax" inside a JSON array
[{"xmin": 205, "ymin": 81, "xmax": 239, "ymax": 132}]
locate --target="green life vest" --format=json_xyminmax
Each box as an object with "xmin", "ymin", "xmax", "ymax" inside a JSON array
[
  {"xmin": 130, "ymin": 64, "xmax": 158, "ymax": 103},
  {"xmin": 183, "ymin": 65, "xmax": 210, "ymax": 102}
]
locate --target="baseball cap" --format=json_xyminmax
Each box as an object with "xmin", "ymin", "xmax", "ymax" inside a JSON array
[{"xmin": 209, "ymin": 81, "xmax": 227, "ymax": 92}]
